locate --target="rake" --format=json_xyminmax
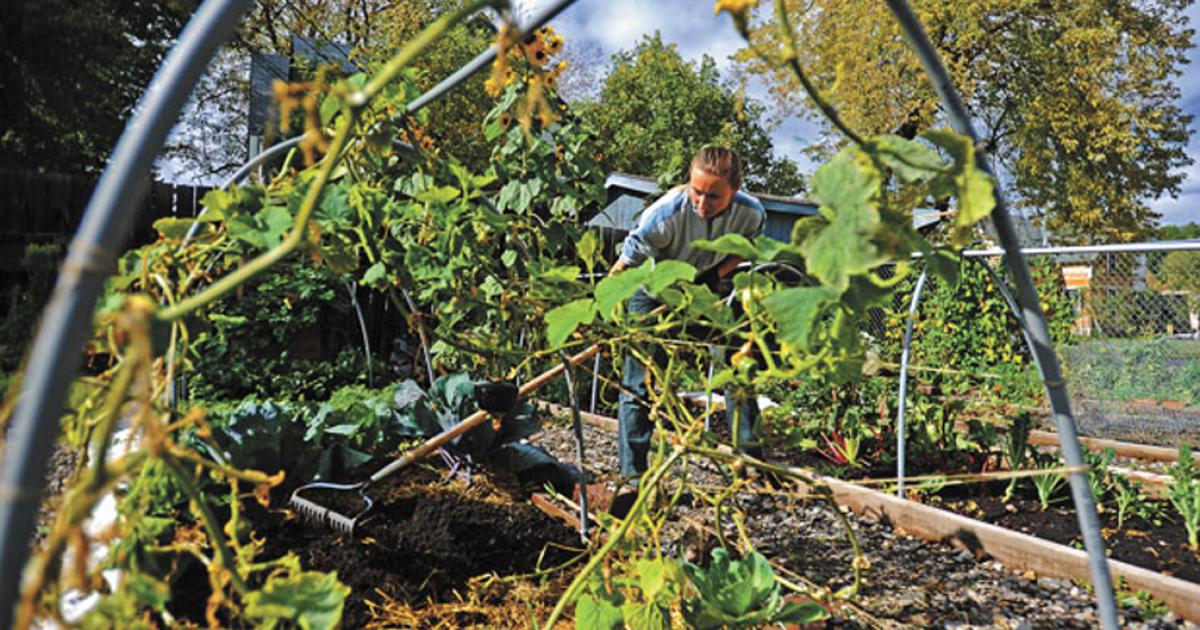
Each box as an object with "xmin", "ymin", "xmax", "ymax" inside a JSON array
[{"xmin": 290, "ymin": 343, "xmax": 601, "ymax": 536}]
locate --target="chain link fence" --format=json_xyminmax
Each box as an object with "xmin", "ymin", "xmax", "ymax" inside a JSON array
[{"xmin": 897, "ymin": 243, "xmax": 1200, "ymax": 447}]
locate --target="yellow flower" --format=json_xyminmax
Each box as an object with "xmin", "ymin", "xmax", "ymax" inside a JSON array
[
  {"xmin": 713, "ymin": 0, "xmax": 757, "ymax": 16},
  {"xmin": 484, "ymin": 76, "xmax": 501, "ymax": 97}
]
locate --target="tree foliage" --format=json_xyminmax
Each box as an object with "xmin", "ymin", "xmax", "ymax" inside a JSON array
[
  {"xmin": 0, "ymin": 0, "xmax": 196, "ymax": 172},
  {"xmin": 1157, "ymin": 250, "xmax": 1200, "ymax": 292},
  {"xmin": 738, "ymin": 0, "xmax": 1194, "ymax": 242},
  {"xmin": 1154, "ymin": 222, "xmax": 1200, "ymax": 242},
  {"xmin": 226, "ymin": 0, "xmax": 499, "ymax": 173},
  {"xmin": 579, "ymin": 33, "xmax": 806, "ymax": 195}
]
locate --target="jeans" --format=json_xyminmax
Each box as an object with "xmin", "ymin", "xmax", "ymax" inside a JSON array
[{"xmin": 617, "ymin": 290, "xmax": 761, "ymax": 478}]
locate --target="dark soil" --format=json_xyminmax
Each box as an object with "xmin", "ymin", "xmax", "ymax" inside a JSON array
[
  {"xmin": 253, "ymin": 465, "xmax": 584, "ymax": 628},
  {"xmin": 932, "ymin": 480, "xmax": 1200, "ymax": 584}
]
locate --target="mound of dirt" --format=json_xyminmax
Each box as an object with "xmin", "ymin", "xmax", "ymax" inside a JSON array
[{"xmin": 257, "ymin": 468, "xmax": 583, "ymax": 627}]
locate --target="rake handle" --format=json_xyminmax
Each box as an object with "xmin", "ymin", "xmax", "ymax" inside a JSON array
[{"xmin": 369, "ymin": 343, "xmax": 602, "ymax": 484}]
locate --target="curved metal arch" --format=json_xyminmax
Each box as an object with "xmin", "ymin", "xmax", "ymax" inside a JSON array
[
  {"xmin": 883, "ymin": 1, "xmax": 1117, "ymax": 625},
  {"xmin": 0, "ymin": 0, "xmax": 256, "ymax": 618},
  {"xmin": 2, "ymin": 0, "xmax": 589, "ymax": 617}
]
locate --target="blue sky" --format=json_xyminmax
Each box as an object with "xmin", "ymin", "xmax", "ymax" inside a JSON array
[{"xmin": 534, "ymin": 0, "xmax": 1200, "ymax": 227}]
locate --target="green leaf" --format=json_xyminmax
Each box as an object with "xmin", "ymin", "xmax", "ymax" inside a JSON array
[
  {"xmin": 621, "ymin": 602, "xmax": 669, "ymax": 630},
  {"xmin": 635, "ymin": 558, "xmax": 668, "ymax": 600},
  {"xmin": 544, "ymin": 298, "xmax": 595, "ymax": 347},
  {"xmin": 125, "ymin": 573, "xmax": 170, "ymax": 611},
  {"xmin": 578, "ymin": 229, "xmax": 600, "ymax": 272},
  {"xmin": 921, "ymin": 128, "xmax": 996, "ymax": 241},
  {"xmin": 957, "ymin": 168, "xmax": 996, "ymax": 230},
  {"xmin": 316, "ymin": 182, "xmax": 353, "ymax": 226},
  {"xmin": 576, "ymin": 593, "xmax": 624, "ymax": 630},
  {"xmin": 534, "ymin": 264, "xmax": 581, "ymax": 283},
  {"xmin": 926, "ymin": 249, "xmax": 961, "ymax": 284},
  {"xmin": 745, "ymin": 552, "xmax": 777, "ymax": 602},
  {"xmin": 693, "ymin": 233, "xmax": 759, "ymax": 260},
  {"xmin": 260, "ymin": 205, "xmax": 294, "ymax": 249},
  {"xmin": 501, "ymin": 249, "xmax": 518, "ymax": 268},
  {"xmin": 868, "ymin": 134, "xmax": 945, "ymax": 183},
  {"xmin": 753, "ymin": 235, "xmax": 801, "ymax": 263},
  {"xmin": 708, "ymin": 367, "xmax": 734, "ymax": 391},
  {"xmin": 643, "ymin": 259, "xmax": 696, "ymax": 294},
  {"xmin": 481, "ymin": 274, "xmax": 503, "ymax": 298},
  {"xmin": 362, "ymin": 262, "xmax": 387, "ymax": 287},
  {"xmin": 319, "ymin": 93, "xmax": 340, "ymax": 127},
  {"xmin": 415, "ymin": 185, "xmax": 461, "ymax": 204},
  {"xmin": 778, "ymin": 601, "xmax": 829, "ymax": 624},
  {"xmin": 152, "ymin": 217, "xmax": 194, "ymax": 240},
  {"xmin": 801, "ymin": 149, "xmax": 884, "ymax": 292},
  {"xmin": 594, "ymin": 265, "xmax": 651, "ymax": 319},
  {"xmin": 244, "ymin": 571, "xmax": 351, "ymax": 630},
  {"xmin": 764, "ymin": 286, "xmax": 837, "ymax": 352},
  {"xmin": 484, "ymin": 119, "xmax": 504, "ymax": 141}
]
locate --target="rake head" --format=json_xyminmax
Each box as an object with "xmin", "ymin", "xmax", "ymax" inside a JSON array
[{"xmin": 289, "ymin": 481, "xmax": 374, "ymax": 536}]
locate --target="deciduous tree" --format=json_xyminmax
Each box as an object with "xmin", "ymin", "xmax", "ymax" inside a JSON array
[
  {"xmin": 0, "ymin": 0, "xmax": 196, "ymax": 173},
  {"xmin": 580, "ymin": 33, "xmax": 806, "ymax": 195},
  {"xmin": 738, "ymin": 0, "xmax": 1194, "ymax": 241}
]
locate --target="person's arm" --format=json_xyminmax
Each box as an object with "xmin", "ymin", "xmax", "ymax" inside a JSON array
[
  {"xmin": 715, "ymin": 255, "xmax": 745, "ymax": 279},
  {"xmin": 615, "ymin": 190, "xmax": 681, "ymax": 273}
]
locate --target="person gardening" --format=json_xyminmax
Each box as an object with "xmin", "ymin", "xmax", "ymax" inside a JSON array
[{"xmin": 610, "ymin": 145, "xmax": 766, "ymax": 487}]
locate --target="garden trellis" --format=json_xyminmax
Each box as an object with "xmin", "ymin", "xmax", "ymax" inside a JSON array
[{"xmin": 0, "ymin": 0, "xmax": 1141, "ymax": 626}]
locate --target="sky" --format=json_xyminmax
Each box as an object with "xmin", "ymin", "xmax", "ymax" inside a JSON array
[{"xmin": 530, "ymin": 0, "xmax": 1200, "ymax": 227}]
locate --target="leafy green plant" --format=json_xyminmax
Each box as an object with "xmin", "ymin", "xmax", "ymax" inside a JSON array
[
  {"xmin": 185, "ymin": 264, "xmax": 367, "ymax": 402},
  {"xmin": 1167, "ymin": 445, "xmax": 1200, "ymax": 550},
  {"xmin": 681, "ymin": 548, "xmax": 827, "ymax": 629},
  {"xmin": 1001, "ymin": 413, "xmax": 1033, "ymax": 503},
  {"xmin": 1030, "ymin": 452, "xmax": 1070, "ymax": 511},
  {"xmin": 21, "ymin": 1, "xmax": 1004, "ymax": 626},
  {"xmin": 1111, "ymin": 475, "xmax": 1161, "ymax": 530},
  {"xmin": 1084, "ymin": 447, "xmax": 1117, "ymax": 511},
  {"xmin": 576, "ymin": 556, "xmax": 687, "ymax": 629},
  {"xmin": 1116, "ymin": 585, "xmax": 1170, "ymax": 619}
]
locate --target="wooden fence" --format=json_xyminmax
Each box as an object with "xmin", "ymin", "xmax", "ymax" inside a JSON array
[{"xmin": 0, "ymin": 168, "xmax": 211, "ymax": 281}]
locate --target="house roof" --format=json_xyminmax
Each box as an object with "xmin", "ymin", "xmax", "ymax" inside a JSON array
[{"xmin": 603, "ymin": 172, "xmax": 818, "ymax": 214}]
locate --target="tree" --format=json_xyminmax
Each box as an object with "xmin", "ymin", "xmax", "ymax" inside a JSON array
[
  {"xmin": 0, "ymin": 0, "xmax": 196, "ymax": 173},
  {"xmin": 159, "ymin": 0, "xmax": 505, "ymax": 180},
  {"xmin": 738, "ymin": 0, "xmax": 1194, "ymax": 242},
  {"xmin": 1157, "ymin": 250, "xmax": 1200, "ymax": 292},
  {"xmin": 579, "ymin": 33, "xmax": 806, "ymax": 195},
  {"xmin": 1155, "ymin": 222, "xmax": 1200, "ymax": 242}
]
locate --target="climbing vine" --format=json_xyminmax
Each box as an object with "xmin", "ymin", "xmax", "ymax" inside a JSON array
[{"xmin": 5, "ymin": 0, "xmax": 1000, "ymax": 628}]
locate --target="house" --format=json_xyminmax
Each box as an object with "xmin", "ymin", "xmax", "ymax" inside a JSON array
[{"xmin": 248, "ymin": 37, "xmax": 357, "ymax": 158}]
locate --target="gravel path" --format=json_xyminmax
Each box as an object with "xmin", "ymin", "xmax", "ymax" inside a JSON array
[{"xmin": 530, "ymin": 418, "xmax": 1198, "ymax": 629}]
